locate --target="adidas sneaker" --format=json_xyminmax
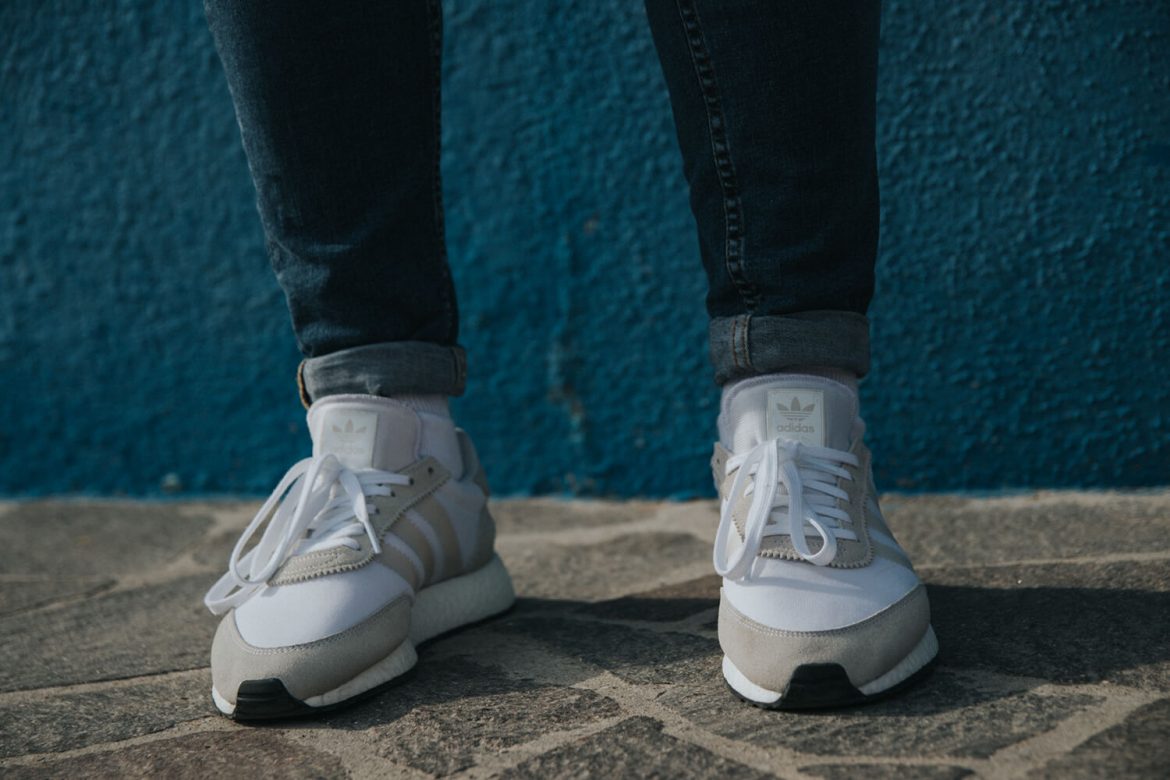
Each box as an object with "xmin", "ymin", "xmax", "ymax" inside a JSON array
[
  {"xmin": 204, "ymin": 394, "xmax": 514, "ymax": 719},
  {"xmin": 712, "ymin": 375, "xmax": 937, "ymax": 708}
]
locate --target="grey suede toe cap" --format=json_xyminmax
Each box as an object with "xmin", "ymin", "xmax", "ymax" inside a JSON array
[
  {"xmin": 718, "ymin": 584, "xmax": 931, "ymax": 692},
  {"xmin": 211, "ymin": 595, "xmax": 412, "ymax": 704}
]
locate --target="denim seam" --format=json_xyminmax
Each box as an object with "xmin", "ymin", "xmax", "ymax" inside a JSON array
[
  {"xmin": 297, "ymin": 360, "xmax": 312, "ymax": 408},
  {"xmin": 730, "ymin": 315, "xmax": 741, "ymax": 370},
  {"xmin": 452, "ymin": 347, "xmax": 467, "ymax": 391},
  {"xmin": 673, "ymin": 0, "xmax": 757, "ymax": 312},
  {"xmin": 738, "ymin": 313, "xmax": 753, "ymax": 372},
  {"xmin": 427, "ymin": 0, "xmax": 456, "ymax": 344}
]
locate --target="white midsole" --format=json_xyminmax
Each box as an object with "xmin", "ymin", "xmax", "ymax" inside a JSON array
[
  {"xmin": 409, "ymin": 554, "xmax": 516, "ymax": 645},
  {"xmin": 858, "ymin": 625, "xmax": 938, "ymax": 695},
  {"xmin": 212, "ymin": 554, "xmax": 515, "ymax": 715},
  {"xmin": 211, "ymin": 686, "xmax": 235, "ymax": 715},
  {"xmin": 723, "ymin": 624, "xmax": 938, "ymax": 705},
  {"xmin": 303, "ymin": 640, "xmax": 417, "ymax": 708}
]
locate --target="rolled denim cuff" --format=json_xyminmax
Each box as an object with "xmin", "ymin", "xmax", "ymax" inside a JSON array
[
  {"xmin": 708, "ymin": 311, "xmax": 870, "ymax": 386},
  {"xmin": 297, "ymin": 341, "xmax": 467, "ymax": 406}
]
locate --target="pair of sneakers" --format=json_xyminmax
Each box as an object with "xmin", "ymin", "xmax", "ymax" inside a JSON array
[{"xmin": 204, "ymin": 375, "xmax": 936, "ymax": 718}]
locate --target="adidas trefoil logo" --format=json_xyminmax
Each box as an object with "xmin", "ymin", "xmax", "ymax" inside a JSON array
[
  {"xmin": 332, "ymin": 419, "xmax": 367, "ymax": 438},
  {"xmin": 775, "ymin": 397, "xmax": 816, "ymax": 420},
  {"xmin": 320, "ymin": 409, "xmax": 378, "ymax": 467}
]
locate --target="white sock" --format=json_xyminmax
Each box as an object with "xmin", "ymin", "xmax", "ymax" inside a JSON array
[
  {"xmin": 782, "ymin": 366, "xmax": 858, "ymax": 394},
  {"xmin": 383, "ymin": 394, "xmax": 451, "ymax": 417}
]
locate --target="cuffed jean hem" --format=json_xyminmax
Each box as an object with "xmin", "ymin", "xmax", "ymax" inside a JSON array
[
  {"xmin": 297, "ymin": 341, "xmax": 467, "ymax": 406},
  {"xmin": 709, "ymin": 311, "xmax": 871, "ymax": 386}
]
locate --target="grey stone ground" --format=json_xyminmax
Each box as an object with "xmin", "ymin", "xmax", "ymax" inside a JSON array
[{"xmin": 1, "ymin": 492, "xmax": 1169, "ymax": 778}]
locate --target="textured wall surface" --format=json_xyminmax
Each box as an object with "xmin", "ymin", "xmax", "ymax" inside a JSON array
[{"xmin": 2, "ymin": 0, "xmax": 1168, "ymax": 497}]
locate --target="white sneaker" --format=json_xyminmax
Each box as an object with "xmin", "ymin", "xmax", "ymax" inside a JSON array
[
  {"xmin": 712, "ymin": 375, "xmax": 937, "ymax": 708},
  {"xmin": 204, "ymin": 394, "xmax": 514, "ymax": 719}
]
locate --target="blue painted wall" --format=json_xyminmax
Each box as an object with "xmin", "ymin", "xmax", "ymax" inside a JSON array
[{"xmin": 2, "ymin": 1, "xmax": 1167, "ymax": 497}]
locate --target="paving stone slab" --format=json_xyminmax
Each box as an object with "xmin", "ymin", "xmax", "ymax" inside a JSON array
[
  {"xmin": 0, "ymin": 578, "xmax": 114, "ymax": 616},
  {"xmin": 927, "ymin": 560, "xmax": 1170, "ymax": 690},
  {"xmin": 926, "ymin": 558, "xmax": 1170, "ymax": 593},
  {"xmin": 499, "ymin": 716, "xmax": 776, "ymax": 779},
  {"xmin": 0, "ymin": 673, "xmax": 211, "ymax": 758},
  {"xmin": 0, "ymin": 575, "xmax": 217, "ymax": 692},
  {"xmin": 579, "ymin": 574, "xmax": 720, "ymax": 623},
  {"xmin": 183, "ymin": 501, "xmax": 268, "ymax": 569},
  {"xmin": 492, "ymin": 498, "xmax": 660, "ymax": 535},
  {"xmin": 2, "ymin": 730, "xmax": 345, "ymax": 780},
  {"xmin": 0, "ymin": 502, "xmax": 211, "ymax": 577},
  {"xmin": 321, "ymin": 656, "xmax": 621, "ymax": 776},
  {"xmin": 1028, "ymin": 698, "xmax": 1170, "ymax": 779},
  {"xmin": 659, "ymin": 667, "xmax": 1100, "ymax": 759},
  {"xmin": 499, "ymin": 532, "xmax": 710, "ymax": 601},
  {"xmin": 884, "ymin": 492, "xmax": 1170, "ymax": 567},
  {"xmin": 497, "ymin": 613, "xmax": 719, "ymax": 686},
  {"xmin": 189, "ymin": 526, "xmax": 246, "ymax": 569}
]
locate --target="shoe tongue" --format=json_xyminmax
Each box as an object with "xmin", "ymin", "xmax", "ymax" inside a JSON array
[
  {"xmin": 719, "ymin": 375, "xmax": 857, "ymax": 453},
  {"xmin": 307, "ymin": 396, "xmax": 420, "ymax": 472}
]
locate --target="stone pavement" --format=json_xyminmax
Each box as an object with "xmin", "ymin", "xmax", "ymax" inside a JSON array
[{"xmin": 1, "ymin": 492, "xmax": 1169, "ymax": 779}]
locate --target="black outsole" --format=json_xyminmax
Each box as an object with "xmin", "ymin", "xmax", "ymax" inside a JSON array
[
  {"xmin": 220, "ymin": 602, "xmax": 516, "ymax": 723},
  {"xmin": 229, "ymin": 669, "xmax": 418, "ymax": 722},
  {"xmin": 725, "ymin": 658, "xmax": 937, "ymax": 711}
]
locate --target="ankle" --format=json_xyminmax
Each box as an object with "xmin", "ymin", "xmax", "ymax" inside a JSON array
[
  {"xmin": 759, "ymin": 367, "xmax": 858, "ymax": 394},
  {"xmin": 381, "ymin": 394, "xmax": 451, "ymax": 417}
]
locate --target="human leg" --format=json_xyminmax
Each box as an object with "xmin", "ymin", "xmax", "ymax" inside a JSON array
[
  {"xmin": 204, "ymin": 0, "xmax": 463, "ymax": 399},
  {"xmin": 201, "ymin": 0, "xmax": 512, "ymax": 719},
  {"xmin": 644, "ymin": 0, "xmax": 935, "ymax": 707},
  {"xmin": 644, "ymin": 0, "xmax": 879, "ymax": 383}
]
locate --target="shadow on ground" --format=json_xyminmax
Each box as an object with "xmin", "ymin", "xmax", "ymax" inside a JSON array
[{"xmin": 301, "ymin": 574, "xmax": 1170, "ymax": 737}]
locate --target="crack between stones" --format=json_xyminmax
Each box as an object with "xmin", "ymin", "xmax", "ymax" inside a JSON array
[{"xmin": 0, "ymin": 667, "xmax": 210, "ymax": 705}]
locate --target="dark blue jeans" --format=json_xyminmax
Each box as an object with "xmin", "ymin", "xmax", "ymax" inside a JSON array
[{"xmin": 203, "ymin": 0, "xmax": 879, "ymax": 401}]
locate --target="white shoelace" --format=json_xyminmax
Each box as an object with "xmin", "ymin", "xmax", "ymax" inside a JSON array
[
  {"xmin": 204, "ymin": 454, "xmax": 409, "ymax": 615},
  {"xmin": 713, "ymin": 438, "xmax": 860, "ymax": 580}
]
